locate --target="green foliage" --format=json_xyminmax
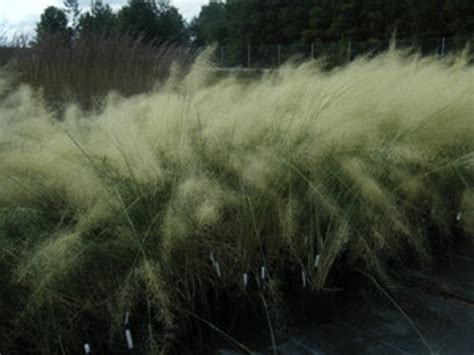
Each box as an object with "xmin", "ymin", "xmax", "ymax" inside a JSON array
[
  {"xmin": 116, "ymin": 0, "xmax": 161, "ymax": 42},
  {"xmin": 34, "ymin": 0, "xmax": 188, "ymax": 47},
  {"xmin": 116, "ymin": 0, "xmax": 187, "ymax": 44},
  {"xmin": 192, "ymin": 0, "xmax": 474, "ymax": 46},
  {"xmin": 77, "ymin": 1, "xmax": 117, "ymax": 37},
  {"xmin": 63, "ymin": 0, "xmax": 81, "ymax": 28},
  {"xmin": 188, "ymin": 0, "xmax": 473, "ymax": 66},
  {"xmin": 156, "ymin": 6, "xmax": 189, "ymax": 44},
  {"xmin": 35, "ymin": 6, "xmax": 73, "ymax": 47},
  {"xmin": 190, "ymin": 0, "xmax": 227, "ymax": 46},
  {"xmin": 444, "ymin": 0, "xmax": 474, "ymax": 36}
]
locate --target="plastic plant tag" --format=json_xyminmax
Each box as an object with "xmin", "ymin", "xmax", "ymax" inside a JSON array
[
  {"xmin": 125, "ymin": 329, "xmax": 134, "ymax": 350},
  {"xmin": 261, "ymin": 266, "xmax": 266, "ymax": 280},
  {"xmin": 314, "ymin": 254, "xmax": 320, "ymax": 269},
  {"xmin": 209, "ymin": 252, "xmax": 216, "ymax": 264},
  {"xmin": 243, "ymin": 273, "xmax": 248, "ymax": 289},
  {"xmin": 124, "ymin": 311, "xmax": 130, "ymax": 326},
  {"xmin": 84, "ymin": 343, "xmax": 91, "ymax": 354},
  {"xmin": 215, "ymin": 261, "xmax": 221, "ymax": 278},
  {"xmin": 456, "ymin": 212, "xmax": 463, "ymax": 221}
]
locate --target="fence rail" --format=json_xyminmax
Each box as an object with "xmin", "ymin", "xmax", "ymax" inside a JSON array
[
  {"xmin": 1, "ymin": 37, "xmax": 472, "ymax": 71},
  {"xmin": 212, "ymin": 37, "xmax": 473, "ymax": 69}
]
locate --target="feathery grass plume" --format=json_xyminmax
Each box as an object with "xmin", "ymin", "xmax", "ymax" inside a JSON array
[
  {"xmin": 460, "ymin": 188, "xmax": 474, "ymax": 236},
  {"xmin": 9, "ymin": 33, "xmax": 192, "ymax": 112},
  {"xmin": 0, "ymin": 46, "xmax": 473, "ymax": 353},
  {"xmin": 15, "ymin": 232, "xmax": 84, "ymax": 306}
]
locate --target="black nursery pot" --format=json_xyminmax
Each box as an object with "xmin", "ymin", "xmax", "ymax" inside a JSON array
[
  {"xmin": 300, "ymin": 288, "xmax": 337, "ymax": 324},
  {"xmin": 200, "ymin": 282, "xmax": 267, "ymax": 338},
  {"xmin": 220, "ymin": 287, "xmax": 266, "ymax": 332},
  {"xmin": 283, "ymin": 269, "xmax": 337, "ymax": 324}
]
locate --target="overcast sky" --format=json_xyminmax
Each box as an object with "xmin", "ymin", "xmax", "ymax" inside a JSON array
[{"xmin": 0, "ymin": 0, "xmax": 208, "ymax": 37}]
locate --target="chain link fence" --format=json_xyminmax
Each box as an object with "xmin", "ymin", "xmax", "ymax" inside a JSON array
[{"xmin": 213, "ymin": 37, "xmax": 473, "ymax": 69}]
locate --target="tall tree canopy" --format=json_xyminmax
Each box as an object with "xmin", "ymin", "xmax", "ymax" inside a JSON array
[
  {"xmin": 77, "ymin": 1, "xmax": 116, "ymax": 36},
  {"xmin": 190, "ymin": 0, "xmax": 227, "ymax": 46},
  {"xmin": 36, "ymin": 0, "xmax": 188, "ymax": 45},
  {"xmin": 63, "ymin": 0, "xmax": 80, "ymax": 28},
  {"xmin": 35, "ymin": 0, "xmax": 473, "ymax": 49},
  {"xmin": 191, "ymin": 0, "xmax": 474, "ymax": 46},
  {"xmin": 35, "ymin": 6, "xmax": 73, "ymax": 46},
  {"xmin": 116, "ymin": 0, "xmax": 187, "ymax": 43}
]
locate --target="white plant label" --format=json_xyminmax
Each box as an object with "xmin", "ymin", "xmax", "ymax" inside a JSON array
[
  {"xmin": 243, "ymin": 273, "xmax": 248, "ymax": 289},
  {"xmin": 124, "ymin": 311, "xmax": 130, "ymax": 325},
  {"xmin": 84, "ymin": 343, "xmax": 91, "ymax": 354},
  {"xmin": 456, "ymin": 212, "xmax": 463, "ymax": 221},
  {"xmin": 209, "ymin": 252, "xmax": 216, "ymax": 264},
  {"xmin": 261, "ymin": 266, "xmax": 266, "ymax": 280},
  {"xmin": 314, "ymin": 254, "xmax": 320, "ymax": 269},
  {"xmin": 215, "ymin": 262, "xmax": 221, "ymax": 278},
  {"xmin": 125, "ymin": 329, "xmax": 134, "ymax": 350}
]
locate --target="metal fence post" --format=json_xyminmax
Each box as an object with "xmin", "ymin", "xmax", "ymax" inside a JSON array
[
  {"xmin": 247, "ymin": 43, "xmax": 251, "ymax": 68},
  {"xmin": 220, "ymin": 45, "xmax": 224, "ymax": 67},
  {"xmin": 212, "ymin": 37, "xmax": 461, "ymax": 70},
  {"xmin": 278, "ymin": 44, "xmax": 281, "ymax": 67},
  {"xmin": 347, "ymin": 40, "xmax": 352, "ymax": 63}
]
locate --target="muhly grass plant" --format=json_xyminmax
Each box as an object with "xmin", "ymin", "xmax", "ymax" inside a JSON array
[
  {"xmin": 7, "ymin": 33, "xmax": 191, "ymax": 112},
  {"xmin": 0, "ymin": 48, "xmax": 473, "ymax": 353}
]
